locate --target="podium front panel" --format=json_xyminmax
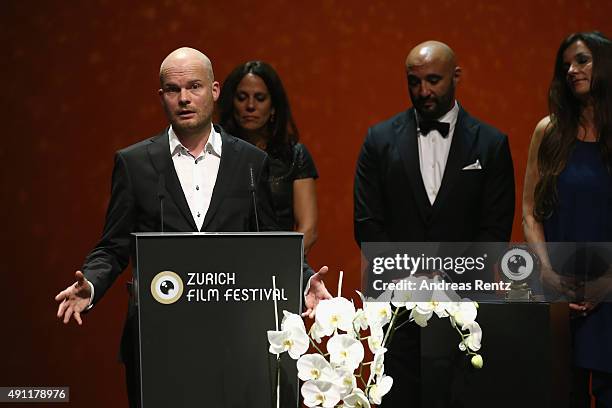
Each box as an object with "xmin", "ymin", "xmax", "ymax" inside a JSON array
[{"xmin": 134, "ymin": 232, "xmax": 303, "ymax": 408}]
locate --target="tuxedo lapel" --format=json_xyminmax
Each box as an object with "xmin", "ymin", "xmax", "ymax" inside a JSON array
[
  {"xmin": 147, "ymin": 129, "xmax": 198, "ymax": 231},
  {"xmin": 432, "ymin": 107, "xmax": 479, "ymax": 215},
  {"xmin": 201, "ymin": 128, "xmax": 241, "ymax": 231},
  {"xmin": 394, "ymin": 109, "xmax": 433, "ymax": 221}
]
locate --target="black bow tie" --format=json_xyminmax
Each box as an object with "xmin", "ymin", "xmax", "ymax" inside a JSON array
[{"xmin": 419, "ymin": 120, "xmax": 450, "ymax": 137}]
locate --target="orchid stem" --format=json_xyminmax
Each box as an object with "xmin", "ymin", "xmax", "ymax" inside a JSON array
[
  {"xmin": 308, "ymin": 336, "xmax": 326, "ymax": 356},
  {"xmin": 366, "ymin": 307, "xmax": 401, "ymax": 388},
  {"xmin": 272, "ymin": 276, "xmax": 279, "ymax": 331},
  {"xmin": 381, "ymin": 307, "xmax": 401, "ymax": 349}
]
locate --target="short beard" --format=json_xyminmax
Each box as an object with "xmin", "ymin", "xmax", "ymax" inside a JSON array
[
  {"xmin": 412, "ymin": 88, "xmax": 455, "ymax": 120},
  {"xmin": 172, "ymin": 113, "xmax": 212, "ymax": 138}
]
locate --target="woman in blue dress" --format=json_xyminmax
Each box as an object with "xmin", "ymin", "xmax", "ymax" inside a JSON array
[{"xmin": 523, "ymin": 31, "xmax": 612, "ymax": 407}]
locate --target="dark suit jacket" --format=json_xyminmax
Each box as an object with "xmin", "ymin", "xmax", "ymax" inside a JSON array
[
  {"xmin": 81, "ymin": 125, "xmax": 283, "ymax": 371},
  {"xmin": 353, "ymin": 106, "xmax": 515, "ymax": 408},
  {"xmin": 83, "ymin": 125, "xmax": 278, "ymax": 305},
  {"xmin": 354, "ymin": 106, "xmax": 515, "ymax": 245},
  {"xmin": 81, "ymin": 126, "xmax": 317, "ymax": 407}
]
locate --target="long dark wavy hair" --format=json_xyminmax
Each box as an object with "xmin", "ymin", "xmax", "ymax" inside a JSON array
[
  {"xmin": 534, "ymin": 31, "xmax": 612, "ymax": 221},
  {"xmin": 217, "ymin": 61, "xmax": 299, "ymax": 162}
]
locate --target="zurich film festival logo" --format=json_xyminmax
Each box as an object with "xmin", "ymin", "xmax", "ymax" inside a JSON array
[
  {"xmin": 500, "ymin": 246, "xmax": 536, "ymax": 281},
  {"xmin": 151, "ymin": 271, "xmax": 184, "ymax": 304}
]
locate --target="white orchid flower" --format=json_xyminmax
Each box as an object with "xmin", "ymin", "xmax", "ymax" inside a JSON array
[
  {"xmin": 268, "ymin": 289, "xmax": 482, "ymax": 408},
  {"xmin": 281, "ymin": 310, "xmax": 306, "ymax": 329},
  {"xmin": 390, "ymin": 278, "xmax": 413, "ymax": 307},
  {"xmin": 460, "ymin": 321, "xmax": 482, "ymax": 352},
  {"xmin": 429, "ymin": 286, "xmax": 455, "ymax": 318},
  {"xmin": 409, "ymin": 301, "xmax": 434, "ymax": 327},
  {"xmin": 404, "ymin": 300, "xmax": 417, "ymax": 311},
  {"xmin": 450, "ymin": 301, "xmax": 478, "ymax": 327},
  {"xmin": 371, "ymin": 347, "xmax": 387, "ymax": 378},
  {"xmin": 367, "ymin": 324, "xmax": 385, "ymax": 353},
  {"xmin": 410, "ymin": 277, "xmax": 454, "ymax": 318},
  {"xmin": 368, "ymin": 374, "xmax": 393, "ymax": 405},
  {"xmin": 297, "ymin": 354, "xmax": 336, "ymax": 382},
  {"xmin": 267, "ymin": 311, "xmax": 309, "ymax": 359},
  {"xmin": 342, "ymin": 388, "xmax": 371, "ymax": 408},
  {"xmin": 363, "ymin": 301, "xmax": 392, "ymax": 330},
  {"xmin": 354, "ymin": 308, "xmax": 369, "ymax": 331},
  {"xmin": 327, "ymin": 333, "xmax": 365, "ymax": 371},
  {"xmin": 345, "ymin": 309, "xmax": 367, "ymax": 339},
  {"xmin": 444, "ymin": 301, "xmax": 460, "ymax": 318},
  {"xmin": 410, "ymin": 310, "xmax": 432, "ymax": 327},
  {"xmin": 392, "ymin": 275, "xmax": 438, "ymax": 307},
  {"xmin": 301, "ymin": 380, "xmax": 341, "ymax": 408},
  {"xmin": 310, "ymin": 321, "xmax": 326, "ymax": 344},
  {"xmin": 414, "ymin": 300, "xmax": 434, "ymax": 315},
  {"xmin": 433, "ymin": 303, "xmax": 450, "ymax": 318},
  {"xmin": 333, "ymin": 367, "xmax": 357, "ymax": 398},
  {"xmin": 315, "ymin": 297, "xmax": 356, "ymax": 336}
]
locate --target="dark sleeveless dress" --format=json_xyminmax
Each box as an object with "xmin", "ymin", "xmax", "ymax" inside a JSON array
[{"xmin": 543, "ymin": 140, "xmax": 612, "ymax": 375}]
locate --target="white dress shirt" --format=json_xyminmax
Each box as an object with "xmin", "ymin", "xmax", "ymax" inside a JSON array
[
  {"xmin": 168, "ymin": 126, "xmax": 222, "ymax": 230},
  {"xmin": 417, "ymin": 101, "xmax": 459, "ymax": 205},
  {"xmin": 86, "ymin": 126, "xmax": 222, "ymax": 307}
]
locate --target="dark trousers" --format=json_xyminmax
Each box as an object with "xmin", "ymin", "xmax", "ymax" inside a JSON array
[
  {"xmin": 124, "ymin": 358, "xmax": 140, "ymax": 408},
  {"xmin": 121, "ymin": 300, "xmax": 141, "ymax": 408},
  {"xmin": 380, "ymin": 319, "xmax": 421, "ymax": 408},
  {"xmin": 571, "ymin": 368, "xmax": 612, "ymax": 408}
]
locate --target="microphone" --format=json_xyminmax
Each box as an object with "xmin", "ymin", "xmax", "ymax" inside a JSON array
[
  {"xmin": 158, "ymin": 174, "xmax": 166, "ymax": 233},
  {"xmin": 249, "ymin": 165, "xmax": 260, "ymax": 232}
]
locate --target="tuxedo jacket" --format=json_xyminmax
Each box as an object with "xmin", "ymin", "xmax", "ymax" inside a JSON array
[
  {"xmin": 83, "ymin": 125, "xmax": 278, "ymax": 305},
  {"xmin": 354, "ymin": 106, "xmax": 515, "ymax": 245}
]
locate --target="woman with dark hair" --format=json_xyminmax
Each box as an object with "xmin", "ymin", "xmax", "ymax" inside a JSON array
[
  {"xmin": 218, "ymin": 61, "xmax": 318, "ymax": 253},
  {"xmin": 523, "ymin": 31, "xmax": 612, "ymax": 406}
]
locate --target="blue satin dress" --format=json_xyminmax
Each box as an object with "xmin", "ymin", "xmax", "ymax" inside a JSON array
[{"xmin": 543, "ymin": 139, "xmax": 612, "ymax": 403}]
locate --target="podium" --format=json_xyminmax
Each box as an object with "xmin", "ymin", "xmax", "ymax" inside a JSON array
[
  {"xmin": 421, "ymin": 302, "xmax": 571, "ymax": 407},
  {"xmin": 133, "ymin": 232, "xmax": 304, "ymax": 408}
]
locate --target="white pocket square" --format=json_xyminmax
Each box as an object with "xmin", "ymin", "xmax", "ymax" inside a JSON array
[{"xmin": 462, "ymin": 159, "xmax": 482, "ymax": 170}]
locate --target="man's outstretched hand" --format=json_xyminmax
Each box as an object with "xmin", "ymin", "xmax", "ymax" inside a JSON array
[
  {"xmin": 303, "ymin": 266, "xmax": 333, "ymax": 319},
  {"xmin": 55, "ymin": 270, "xmax": 92, "ymax": 325}
]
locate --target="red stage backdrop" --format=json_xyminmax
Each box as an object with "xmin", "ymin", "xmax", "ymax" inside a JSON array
[{"xmin": 1, "ymin": 1, "xmax": 609, "ymax": 406}]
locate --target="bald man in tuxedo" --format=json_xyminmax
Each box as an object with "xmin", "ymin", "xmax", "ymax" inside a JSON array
[{"xmin": 354, "ymin": 41, "xmax": 515, "ymax": 407}]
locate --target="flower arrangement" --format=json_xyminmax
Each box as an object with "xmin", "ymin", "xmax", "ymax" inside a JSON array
[{"xmin": 268, "ymin": 274, "xmax": 483, "ymax": 407}]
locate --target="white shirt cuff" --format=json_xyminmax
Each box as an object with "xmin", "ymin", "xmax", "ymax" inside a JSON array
[
  {"xmin": 85, "ymin": 280, "xmax": 95, "ymax": 311},
  {"xmin": 303, "ymin": 275, "xmax": 314, "ymax": 300}
]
